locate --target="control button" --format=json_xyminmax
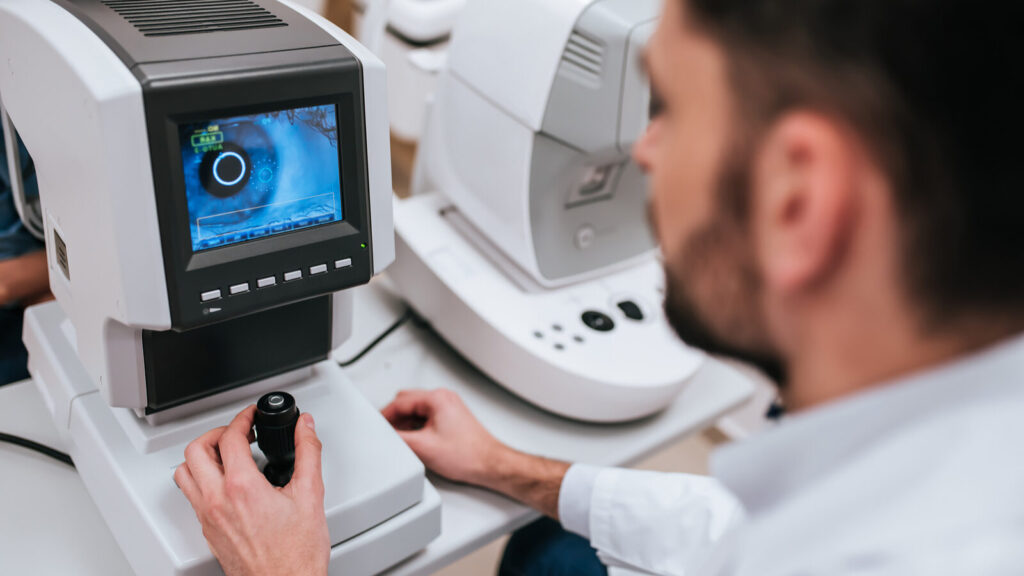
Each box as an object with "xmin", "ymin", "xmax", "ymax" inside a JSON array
[
  {"xmin": 200, "ymin": 289, "xmax": 222, "ymax": 303},
  {"xmin": 335, "ymin": 257, "xmax": 352, "ymax": 269},
  {"xmin": 617, "ymin": 300, "xmax": 644, "ymax": 321},
  {"xmin": 575, "ymin": 226, "xmax": 596, "ymax": 250},
  {"xmin": 284, "ymin": 270, "xmax": 302, "ymax": 282},
  {"xmin": 581, "ymin": 310, "xmax": 615, "ymax": 332},
  {"xmin": 310, "ymin": 264, "xmax": 328, "ymax": 275},
  {"xmin": 229, "ymin": 282, "xmax": 250, "ymax": 296},
  {"xmin": 257, "ymin": 276, "xmax": 277, "ymax": 289}
]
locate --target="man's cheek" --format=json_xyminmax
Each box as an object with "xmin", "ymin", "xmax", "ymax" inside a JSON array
[
  {"xmin": 648, "ymin": 177, "xmax": 675, "ymax": 252},
  {"xmin": 658, "ymin": 172, "xmax": 699, "ymax": 251},
  {"xmin": 646, "ymin": 193, "xmax": 665, "ymax": 251}
]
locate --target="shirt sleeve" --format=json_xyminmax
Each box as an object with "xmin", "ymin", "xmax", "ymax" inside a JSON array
[
  {"xmin": 559, "ymin": 463, "xmax": 604, "ymax": 539},
  {"xmin": 559, "ymin": 465, "xmax": 747, "ymax": 576}
]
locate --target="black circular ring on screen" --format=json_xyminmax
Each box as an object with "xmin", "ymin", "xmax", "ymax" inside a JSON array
[{"xmin": 200, "ymin": 143, "xmax": 252, "ymax": 198}]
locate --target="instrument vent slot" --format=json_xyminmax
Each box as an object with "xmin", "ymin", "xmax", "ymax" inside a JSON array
[
  {"xmin": 100, "ymin": 0, "xmax": 287, "ymax": 37},
  {"xmin": 561, "ymin": 32, "xmax": 605, "ymax": 83},
  {"xmin": 53, "ymin": 229, "xmax": 70, "ymax": 282}
]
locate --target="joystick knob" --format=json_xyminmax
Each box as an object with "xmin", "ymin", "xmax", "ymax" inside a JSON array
[{"xmin": 254, "ymin": 392, "xmax": 299, "ymax": 487}]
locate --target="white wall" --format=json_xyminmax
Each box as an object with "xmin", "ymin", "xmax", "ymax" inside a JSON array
[{"xmin": 288, "ymin": 0, "xmax": 327, "ymax": 16}]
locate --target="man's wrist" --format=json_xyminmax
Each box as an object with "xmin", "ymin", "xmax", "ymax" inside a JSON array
[
  {"xmin": 474, "ymin": 445, "xmax": 571, "ymax": 519},
  {"xmin": 472, "ymin": 442, "xmax": 519, "ymax": 491}
]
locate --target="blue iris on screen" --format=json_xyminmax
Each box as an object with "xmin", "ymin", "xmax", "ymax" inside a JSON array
[{"xmin": 179, "ymin": 104, "xmax": 344, "ymax": 252}]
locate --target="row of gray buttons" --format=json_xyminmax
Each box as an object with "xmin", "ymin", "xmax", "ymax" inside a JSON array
[{"xmin": 200, "ymin": 258, "xmax": 354, "ymax": 303}]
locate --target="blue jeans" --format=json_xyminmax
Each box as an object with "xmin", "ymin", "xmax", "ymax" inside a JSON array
[
  {"xmin": 0, "ymin": 307, "xmax": 29, "ymax": 386},
  {"xmin": 499, "ymin": 518, "xmax": 607, "ymax": 576}
]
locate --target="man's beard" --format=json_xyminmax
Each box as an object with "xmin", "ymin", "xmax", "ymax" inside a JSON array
[
  {"xmin": 660, "ymin": 147, "xmax": 787, "ymax": 385},
  {"xmin": 664, "ymin": 262, "xmax": 786, "ymax": 384}
]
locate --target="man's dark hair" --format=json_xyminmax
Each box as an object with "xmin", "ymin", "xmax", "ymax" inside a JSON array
[{"xmin": 685, "ymin": 0, "xmax": 1023, "ymax": 325}]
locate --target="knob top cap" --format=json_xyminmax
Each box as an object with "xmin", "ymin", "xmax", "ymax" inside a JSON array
[{"xmin": 255, "ymin": 392, "xmax": 298, "ymax": 427}]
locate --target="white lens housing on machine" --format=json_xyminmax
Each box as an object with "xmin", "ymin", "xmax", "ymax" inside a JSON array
[{"xmin": 390, "ymin": 0, "xmax": 706, "ymax": 423}]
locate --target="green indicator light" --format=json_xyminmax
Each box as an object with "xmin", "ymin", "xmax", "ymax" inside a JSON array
[{"xmin": 360, "ymin": 243, "xmax": 367, "ymax": 249}]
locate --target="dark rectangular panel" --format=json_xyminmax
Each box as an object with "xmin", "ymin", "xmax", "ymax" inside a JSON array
[{"xmin": 143, "ymin": 296, "xmax": 331, "ymax": 413}]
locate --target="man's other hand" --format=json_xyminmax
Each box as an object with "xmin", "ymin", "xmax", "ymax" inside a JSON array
[
  {"xmin": 382, "ymin": 389, "xmax": 571, "ymax": 518},
  {"xmin": 381, "ymin": 389, "xmax": 508, "ymax": 486},
  {"xmin": 0, "ymin": 250, "xmax": 52, "ymax": 307},
  {"xmin": 175, "ymin": 405, "xmax": 330, "ymax": 576}
]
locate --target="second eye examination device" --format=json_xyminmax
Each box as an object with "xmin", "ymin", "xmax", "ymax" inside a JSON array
[{"xmin": 388, "ymin": 0, "xmax": 705, "ymax": 422}]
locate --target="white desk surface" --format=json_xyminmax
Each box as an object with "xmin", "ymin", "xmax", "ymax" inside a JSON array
[{"xmin": 0, "ymin": 281, "xmax": 754, "ymax": 576}]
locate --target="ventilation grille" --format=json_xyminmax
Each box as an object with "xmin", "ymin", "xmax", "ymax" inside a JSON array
[
  {"xmin": 101, "ymin": 0, "xmax": 287, "ymax": 37},
  {"xmin": 561, "ymin": 32, "xmax": 605, "ymax": 82},
  {"xmin": 53, "ymin": 229, "xmax": 70, "ymax": 281}
]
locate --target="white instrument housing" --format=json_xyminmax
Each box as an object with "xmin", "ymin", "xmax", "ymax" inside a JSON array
[
  {"xmin": 0, "ymin": 0, "xmax": 439, "ymax": 573},
  {"xmin": 352, "ymin": 0, "xmax": 465, "ymax": 141},
  {"xmin": 389, "ymin": 0, "xmax": 702, "ymax": 422},
  {"xmin": 418, "ymin": 0, "xmax": 662, "ymax": 288}
]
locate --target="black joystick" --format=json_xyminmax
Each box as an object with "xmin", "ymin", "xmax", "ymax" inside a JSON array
[{"xmin": 254, "ymin": 391, "xmax": 299, "ymax": 487}]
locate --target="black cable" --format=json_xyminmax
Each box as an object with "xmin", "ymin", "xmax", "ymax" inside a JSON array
[
  {"xmin": 337, "ymin": 309, "xmax": 415, "ymax": 368},
  {"xmin": 0, "ymin": 431, "xmax": 75, "ymax": 468}
]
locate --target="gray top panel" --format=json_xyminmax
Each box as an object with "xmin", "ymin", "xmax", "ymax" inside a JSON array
[
  {"xmin": 541, "ymin": 0, "xmax": 659, "ymax": 155},
  {"xmin": 52, "ymin": 0, "xmax": 339, "ymax": 67}
]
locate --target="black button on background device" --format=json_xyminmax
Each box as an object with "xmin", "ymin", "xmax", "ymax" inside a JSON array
[
  {"xmin": 581, "ymin": 310, "xmax": 615, "ymax": 332},
  {"xmin": 617, "ymin": 300, "xmax": 644, "ymax": 321}
]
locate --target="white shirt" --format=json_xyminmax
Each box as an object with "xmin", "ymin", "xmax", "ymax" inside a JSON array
[{"xmin": 558, "ymin": 333, "xmax": 1024, "ymax": 576}]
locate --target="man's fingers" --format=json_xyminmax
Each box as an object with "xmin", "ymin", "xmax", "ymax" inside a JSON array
[
  {"xmin": 396, "ymin": 429, "xmax": 432, "ymax": 458},
  {"xmin": 174, "ymin": 463, "xmax": 203, "ymax": 507},
  {"xmin": 218, "ymin": 405, "xmax": 261, "ymax": 476},
  {"xmin": 381, "ymin": 390, "xmax": 439, "ymax": 425},
  {"xmin": 184, "ymin": 426, "xmax": 227, "ymax": 494},
  {"xmin": 290, "ymin": 413, "xmax": 324, "ymax": 496}
]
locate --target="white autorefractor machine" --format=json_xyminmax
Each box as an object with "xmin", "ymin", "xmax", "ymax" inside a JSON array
[
  {"xmin": 0, "ymin": 0, "xmax": 440, "ymax": 574},
  {"xmin": 350, "ymin": 0, "xmax": 465, "ymax": 141},
  {"xmin": 389, "ymin": 0, "xmax": 705, "ymax": 423}
]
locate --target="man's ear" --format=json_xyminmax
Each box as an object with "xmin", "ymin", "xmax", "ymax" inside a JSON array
[{"xmin": 753, "ymin": 112, "xmax": 858, "ymax": 295}]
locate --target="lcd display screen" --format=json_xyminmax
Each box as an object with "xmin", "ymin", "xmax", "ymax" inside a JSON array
[{"xmin": 179, "ymin": 104, "xmax": 344, "ymax": 252}]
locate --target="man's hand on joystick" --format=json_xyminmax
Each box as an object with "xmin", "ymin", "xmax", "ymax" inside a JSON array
[{"xmin": 175, "ymin": 404, "xmax": 330, "ymax": 576}]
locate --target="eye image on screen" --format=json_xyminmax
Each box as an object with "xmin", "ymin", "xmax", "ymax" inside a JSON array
[{"xmin": 179, "ymin": 104, "xmax": 343, "ymax": 252}]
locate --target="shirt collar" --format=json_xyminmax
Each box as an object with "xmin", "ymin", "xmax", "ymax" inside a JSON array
[{"xmin": 712, "ymin": 331, "xmax": 1024, "ymax": 516}]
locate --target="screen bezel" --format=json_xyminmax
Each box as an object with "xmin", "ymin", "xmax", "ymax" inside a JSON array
[
  {"xmin": 141, "ymin": 49, "xmax": 374, "ymax": 330},
  {"xmin": 177, "ymin": 102, "xmax": 348, "ymax": 255}
]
